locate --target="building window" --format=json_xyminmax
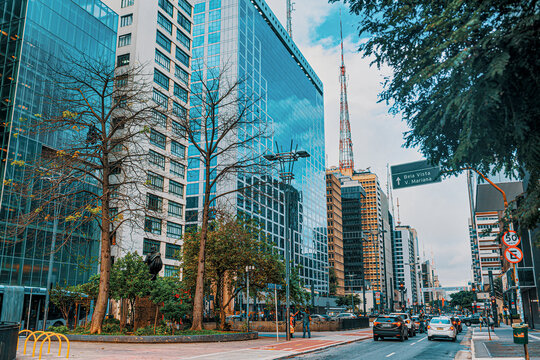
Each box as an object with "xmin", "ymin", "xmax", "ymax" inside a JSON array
[
  {"xmin": 156, "ymin": 30, "xmax": 172, "ymax": 52},
  {"xmin": 178, "ymin": 0, "xmax": 193, "ymax": 15},
  {"xmin": 186, "ymin": 210, "xmax": 198, "ymax": 222},
  {"xmin": 153, "ymin": 89, "xmax": 168, "ymax": 108},
  {"xmin": 168, "ymin": 200, "xmax": 183, "ymax": 218},
  {"xmin": 177, "ymin": 12, "xmax": 192, "ymax": 33},
  {"xmin": 120, "ymin": 14, "xmax": 133, "ymax": 27},
  {"xmin": 175, "ymin": 47, "xmax": 190, "ymax": 67},
  {"xmin": 117, "ymin": 53, "xmax": 130, "ymax": 67},
  {"xmin": 147, "ymin": 171, "xmax": 164, "ymax": 191},
  {"xmin": 152, "ymin": 110, "xmax": 168, "ymax": 127},
  {"xmin": 154, "ymin": 69, "xmax": 170, "ymax": 90},
  {"xmin": 146, "ymin": 193, "xmax": 163, "ymax": 212},
  {"xmin": 150, "ymin": 129, "xmax": 167, "ymax": 149},
  {"xmin": 157, "ymin": 12, "xmax": 173, "ymax": 34},
  {"xmin": 194, "ymin": 3, "xmax": 205, "ymax": 14},
  {"xmin": 167, "ymin": 222, "xmax": 183, "ymax": 239},
  {"xmin": 155, "ymin": 49, "xmax": 171, "ymax": 71},
  {"xmin": 121, "ymin": 0, "xmax": 134, "ymax": 8},
  {"xmin": 143, "ymin": 238, "xmax": 160, "ymax": 255},
  {"xmin": 158, "ymin": 0, "xmax": 173, "ymax": 16},
  {"xmin": 165, "ymin": 243, "xmax": 181, "ymax": 259},
  {"xmin": 174, "ymin": 83, "xmax": 188, "ymax": 103},
  {"xmin": 175, "ymin": 65, "xmax": 189, "ymax": 85},
  {"xmin": 169, "ymin": 179, "xmax": 184, "ymax": 197},
  {"xmin": 208, "ymin": 32, "xmax": 220, "ymax": 44},
  {"xmin": 171, "ymin": 121, "xmax": 185, "ymax": 137},
  {"xmin": 170, "ymin": 159, "xmax": 185, "ymax": 178},
  {"xmin": 144, "ymin": 216, "xmax": 162, "ymax": 234},
  {"xmin": 148, "ymin": 150, "xmax": 165, "ymax": 169},
  {"xmin": 118, "ymin": 34, "xmax": 132, "ymax": 47},
  {"xmin": 171, "ymin": 140, "xmax": 185, "ymax": 158},
  {"xmin": 176, "ymin": 29, "xmax": 191, "ymax": 50},
  {"xmin": 164, "ymin": 265, "xmax": 179, "ymax": 277},
  {"xmin": 173, "ymin": 102, "xmax": 186, "ymax": 118}
]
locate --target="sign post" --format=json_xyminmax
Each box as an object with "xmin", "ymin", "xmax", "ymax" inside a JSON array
[
  {"xmin": 503, "ymin": 230, "xmax": 525, "ymax": 323},
  {"xmin": 391, "ymin": 160, "xmax": 441, "ymax": 189}
]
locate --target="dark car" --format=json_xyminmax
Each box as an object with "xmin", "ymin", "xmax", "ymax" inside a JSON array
[
  {"xmin": 463, "ymin": 314, "xmax": 481, "ymax": 327},
  {"xmin": 412, "ymin": 316, "xmax": 426, "ymax": 333},
  {"xmin": 373, "ymin": 315, "xmax": 408, "ymax": 342},
  {"xmin": 451, "ymin": 317, "xmax": 463, "ymax": 333}
]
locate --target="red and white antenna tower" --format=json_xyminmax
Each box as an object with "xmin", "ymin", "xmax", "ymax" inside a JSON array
[{"xmin": 338, "ymin": 11, "xmax": 354, "ymax": 176}]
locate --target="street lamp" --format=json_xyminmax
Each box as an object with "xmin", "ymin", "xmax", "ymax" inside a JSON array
[
  {"xmin": 263, "ymin": 140, "xmax": 310, "ymax": 341},
  {"xmin": 346, "ymin": 274, "xmax": 356, "ymax": 313}
]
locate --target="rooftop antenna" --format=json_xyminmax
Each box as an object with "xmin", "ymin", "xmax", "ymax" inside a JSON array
[{"xmin": 286, "ymin": 0, "xmax": 295, "ymax": 38}]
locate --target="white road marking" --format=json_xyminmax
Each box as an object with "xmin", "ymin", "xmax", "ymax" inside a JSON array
[
  {"xmin": 528, "ymin": 334, "xmax": 540, "ymax": 341},
  {"xmin": 386, "ymin": 352, "xmax": 396, "ymax": 357},
  {"xmin": 410, "ymin": 336, "xmax": 427, "ymax": 345}
]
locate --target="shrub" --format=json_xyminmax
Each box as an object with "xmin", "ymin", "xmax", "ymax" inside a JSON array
[{"xmin": 48, "ymin": 325, "xmax": 69, "ymax": 334}]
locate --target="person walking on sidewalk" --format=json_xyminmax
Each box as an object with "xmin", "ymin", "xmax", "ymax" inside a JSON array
[
  {"xmin": 289, "ymin": 312, "xmax": 297, "ymax": 339},
  {"xmin": 301, "ymin": 308, "xmax": 312, "ymax": 338}
]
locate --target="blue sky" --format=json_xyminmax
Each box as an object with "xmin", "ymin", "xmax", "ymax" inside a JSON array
[{"xmin": 265, "ymin": 0, "xmax": 472, "ymax": 288}]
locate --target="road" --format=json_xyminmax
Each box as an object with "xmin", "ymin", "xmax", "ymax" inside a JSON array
[{"xmin": 292, "ymin": 328, "xmax": 470, "ymax": 360}]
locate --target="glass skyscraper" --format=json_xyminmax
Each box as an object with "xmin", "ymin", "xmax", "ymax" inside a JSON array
[
  {"xmin": 0, "ymin": 0, "xmax": 117, "ymax": 294},
  {"xmin": 186, "ymin": 0, "xmax": 328, "ymax": 292}
]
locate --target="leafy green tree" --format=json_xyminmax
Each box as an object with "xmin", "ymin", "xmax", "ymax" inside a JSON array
[
  {"xmin": 149, "ymin": 276, "xmax": 192, "ymax": 325},
  {"xmin": 334, "ymin": 0, "xmax": 540, "ymax": 227},
  {"xmin": 109, "ymin": 252, "xmax": 152, "ymax": 329},
  {"xmin": 49, "ymin": 283, "xmax": 80, "ymax": 327},
  {"xmin": 182, "ymin": 215, "xmax": 284, "ymax": 329},
  {"xmin": 450, "ymin": 290, "xmax": 476, "ymax": 310},
  {"xmin": 289, "ymin": 266, "xmax": 311, "ymax": 308},
  {"xmin": 335, "ymin": 294, "xmax": 362, "ymax": 311}
]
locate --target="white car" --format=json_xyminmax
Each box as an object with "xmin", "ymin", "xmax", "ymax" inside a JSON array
[
  {"xmin": 333, "ymin": 313, "xmax": 356, "ymax": 320},
  {"xmin": 427, "ymin": 316, "xmax": 457, "ymax": 341},
  {"xmin": 390, "ymin": 313, "xmax": 415, "ymax": 337}
]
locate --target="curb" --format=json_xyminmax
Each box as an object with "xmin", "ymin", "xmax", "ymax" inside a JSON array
[
  {"xmin": 62, "ymin": 331, "xmax": 258, "ymax": 343},
  {"xmin": 273, "ymin": 335, "xmax": 371, "ymax": 359}
]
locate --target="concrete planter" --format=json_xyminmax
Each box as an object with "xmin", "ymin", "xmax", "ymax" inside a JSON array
[
  {"xmin": 64, "ymin": 331, "xmax": 257, "ymax": 343},
  {"xmin": 229, "ymin": 318, "xmax": 369, "ymax": 332}
]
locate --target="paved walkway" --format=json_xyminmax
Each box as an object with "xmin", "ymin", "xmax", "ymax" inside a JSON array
[
  {"xmin": 472, "ymin": 324, "xmax": 540, "ymax": 360},
  {"xmin": 16, "ymin": 329, "xmax": 372, "ymax": 360}
]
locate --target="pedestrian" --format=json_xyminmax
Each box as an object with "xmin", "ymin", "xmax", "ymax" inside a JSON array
[
  {"xmin": 301, "ymin": 308, "xmax": 311, "ymax": 338},
  {"xmin": 289, "ymin": 312, "xmax": 296, "ymax": 338},
  {"xmin": 489, "ymin": 315, "xmax": 495, "ymax": 331}
]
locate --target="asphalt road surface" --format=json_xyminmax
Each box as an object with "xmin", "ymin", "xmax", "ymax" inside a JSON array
[{"xmin": 292, "ymin": 329, "xmax": 470, "ymax": 360}]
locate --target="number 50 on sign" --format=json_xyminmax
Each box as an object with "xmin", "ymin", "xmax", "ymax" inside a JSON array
[{"xmin": 503, "ymin": 231, "xmax": 521, "ymax": 247}]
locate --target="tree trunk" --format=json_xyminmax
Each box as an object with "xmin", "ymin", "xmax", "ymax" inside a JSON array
[
  {"xmin": 190, "ymin": 171, "xmax": 212, "ymax": 331},
  {"xmin": 90, "ymin": 173, "xmax": 111, "ymax": 334},
  {"xmin": 219, "ymin": 277, "xmax": 226, "ymax": 330}
]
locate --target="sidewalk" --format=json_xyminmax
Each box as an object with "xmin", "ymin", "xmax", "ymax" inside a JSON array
[
  {"xmin": 472, "ymin": 324, "xmax": 540, "ymax": 360},
  {"xmin": 16, "ymin": 329, "xmax": 372, "ymax": 360}
]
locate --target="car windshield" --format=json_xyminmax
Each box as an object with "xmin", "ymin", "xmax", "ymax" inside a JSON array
[
  {"xmin": 391, "ymin": 313, "xmax": 407, "ymax": 318},
  {"xmin": 430, "ymin": 318, "xmax": 451, "ymax": 324},
  {"xmin": 376, "ymin": 317, "xmax": 398, "ymax": 323}
]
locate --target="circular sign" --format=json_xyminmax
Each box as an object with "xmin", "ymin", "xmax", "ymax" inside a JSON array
[
  {"xmin": 504, "ymin": 247, "xmax": 523, "ymax": 264},
  {"xmin": 503, "ymin": 231, "xmax": 521, "ymax": 247}
]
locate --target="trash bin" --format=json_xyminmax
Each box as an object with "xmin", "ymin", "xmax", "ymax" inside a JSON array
[
  {"xmin": 512, "ymin": 323, "xmax": 528, "ymax": 345},
  {"xmin": 0, "ymin": 322, "xmax": 19, "ymax": 360}
]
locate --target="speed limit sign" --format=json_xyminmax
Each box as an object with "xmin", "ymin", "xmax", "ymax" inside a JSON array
[{"xmin": 503, "ymin": 231, "xmax": 521, "ymax": 247}]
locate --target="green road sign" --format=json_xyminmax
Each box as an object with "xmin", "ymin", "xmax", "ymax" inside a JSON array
[{"xmin": 391, "ymin": 160, "xmax": 441, "ymax": 189}]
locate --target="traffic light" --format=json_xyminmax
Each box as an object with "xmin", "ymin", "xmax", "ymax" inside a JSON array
[{"xmin": 399, "ymin": 282, "xmax": 405, "ymax": 290}]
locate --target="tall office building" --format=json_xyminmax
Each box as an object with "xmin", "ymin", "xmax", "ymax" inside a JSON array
[
  {"xmin": 103, "ymin": 0, "xmax": 192, "ymax": 275},
  {"xmin": 469, "ymin": 219, "xmax": 482, "ymax": 285},
  {"xmin": 185, "ymin": 0, "xmax": 327, "ymax": 292},
  {"xmin": 326, "ymin": 171, "xmax": 344, "ymax": 295},
  {"xmin": 349, "ymin": 170, "xmax": 392, "ymax": 309},
  {"xmin": 0, "ymin": 0, "xmax": 117, "ymax": 320},
  {"xmin": 393, "ymin": 225, "xmax": 420, "ymax": 307},
  {"xmin": 474, "ymin": 181, "xmax": 523, "ymax": 286}
]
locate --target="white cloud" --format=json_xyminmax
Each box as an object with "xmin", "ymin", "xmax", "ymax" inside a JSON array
[{"xmin": 265, "ymin": 0, "xmax": 472, "ymax": 287}]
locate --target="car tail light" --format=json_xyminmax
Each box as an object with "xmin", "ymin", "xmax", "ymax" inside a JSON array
[
  {"xmin": 406, "ymin": 320, "xmax": 410, "ymax": 324},
  {"xmin": 450, "ymin": 326, "xmax": 454, "ymax": 330},
  {"xmin": 415, "ymin": 322, "xmax": 420, "ymax": 324},
  {"xmin": 373, "ymin": 322, "xmax": 380, "ymax": 326},
  {"xmin": 392, "ymin": 322, "xmax": 401, "ymax": 327},
  {"xmin": 427, "ymin": 325, "xmax": 430, "ymax": 329}
]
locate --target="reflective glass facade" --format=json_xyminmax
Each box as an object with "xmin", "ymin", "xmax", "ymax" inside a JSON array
[
  {"xmin": 187, "ymin": 0, "xmax": 328, "ymax": 292},
  {"xmin": 0, "ymin": 0, "xmax": 117, "ymax": 288}
]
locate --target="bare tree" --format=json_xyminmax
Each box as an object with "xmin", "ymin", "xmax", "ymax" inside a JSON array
[
  {"xmin": 4, "ymin": 56, "xmax": 183, "ymax": 333},
  {"xmin": 175, "ymin": 63, "xmax": 270, "ymax": 330}
]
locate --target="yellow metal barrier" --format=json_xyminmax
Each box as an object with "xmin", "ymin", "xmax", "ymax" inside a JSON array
[
  {"xmin": 38, "ymin": 332, "xmax": 70, "ymax": 359},
  {"xmin": 23, "ymin": 331, "xmax": 51, "ymax": 355},
  {"xmin": 32, "ymin": 332, "xmax": 54, "ymax": 357},
  {"xmin": 17, "ymin": 330, "xmax": 34, "ymax": 351}
]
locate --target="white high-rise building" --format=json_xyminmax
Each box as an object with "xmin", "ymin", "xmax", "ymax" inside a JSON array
[
  {"xmin": 393, "ymin": 225, "xmax": 420, "ymax": 308},
  {"xmin": 104, "ymin": 0, "xmax": 193, "ymax": 275}
]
